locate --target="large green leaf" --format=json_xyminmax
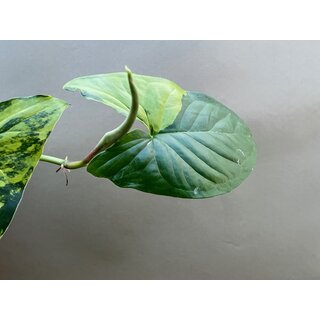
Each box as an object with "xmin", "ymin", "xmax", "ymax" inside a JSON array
[
  {"xmin": 0, "ymin": 95, "xmax": 68, "ymax": 237},
  {"xmin": 63, "ymin": 72, "xmax": 186, "ymax": 134},
  {"xmin": 87, "ymin": 91, "xmax": 256, "ymax": 199}
]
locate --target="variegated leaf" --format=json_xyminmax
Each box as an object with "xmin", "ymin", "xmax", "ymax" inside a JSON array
[{"xmin": 0, "ymin": 95, "xmax": 68, "ymax": 237}]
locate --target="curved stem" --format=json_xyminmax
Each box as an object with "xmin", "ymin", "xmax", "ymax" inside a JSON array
[{"xmin": 40, "ymin": 66, "xmax": 139, "ymax": 170}]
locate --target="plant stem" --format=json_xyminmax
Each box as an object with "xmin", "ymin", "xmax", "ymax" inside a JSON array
[
  {"xmin": 39, "ymin": 155, "xmax": 85, "ymax": 169},
  {"xmin": 40, "ymin": 66, "xmax": 139, "ymax": 170}
]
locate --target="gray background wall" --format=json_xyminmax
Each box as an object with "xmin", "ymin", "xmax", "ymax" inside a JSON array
[{"xmin": 0, "ymin": 41, "xmax": 319, "ymax": 279}]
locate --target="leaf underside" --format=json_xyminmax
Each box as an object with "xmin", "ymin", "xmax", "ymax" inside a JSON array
[
  {"xmin": 87, "ymin": 91, "xmax": 256, "ymax": 199},
  {"xmin": 0, "ymin": 96, "xmax": 68, "ymax": 237},
  {"xmin": 63, "ymin": 72, "xmax": 186, "ymax": 134}
]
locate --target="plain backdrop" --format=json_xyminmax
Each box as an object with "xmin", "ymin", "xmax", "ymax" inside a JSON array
[{"xmin": 0, "ymin": 41, "xmax": 319, "ymax": 279}]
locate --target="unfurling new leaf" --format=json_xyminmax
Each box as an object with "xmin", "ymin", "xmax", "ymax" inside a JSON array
[{"xmin": 64, "ymin": 72, "xmax": 186, "ymax": 134}]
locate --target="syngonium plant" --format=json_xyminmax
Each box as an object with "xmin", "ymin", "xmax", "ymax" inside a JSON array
[{"xmin": 0, "ymin": 67, "xmax": 256, "ymax": 238}]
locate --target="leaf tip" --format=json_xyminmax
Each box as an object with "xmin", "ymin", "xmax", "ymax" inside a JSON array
[{"xmin": 125, "ymin": 65, "xmax": 132, "ymax": 75}]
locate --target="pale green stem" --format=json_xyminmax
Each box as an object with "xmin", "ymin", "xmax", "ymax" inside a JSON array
[
  {"xmin": 40, "ymin": 67, "xmax": 139, "ymax": 170},
  {"xmin": 39, "ymin": 155, "xmax": 85, "ymax": 169}
]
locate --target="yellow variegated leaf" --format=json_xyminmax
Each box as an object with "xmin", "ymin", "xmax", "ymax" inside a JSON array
[{"xmin": 0, "ymin": 95, "xmax": 68, "ymax": 238}]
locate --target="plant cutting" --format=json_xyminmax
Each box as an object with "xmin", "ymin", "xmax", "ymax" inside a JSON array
[{"xmin": 0, "ymin": 67, "xmax": 256, "ymax": 238}]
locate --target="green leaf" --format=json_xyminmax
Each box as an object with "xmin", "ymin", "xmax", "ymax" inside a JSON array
[
  {"xmin": 63, "ymin": 72, "xmax": 186, "ymax": 134},
  {"xmin": 0, "ymin": 95, "xmax": 68, "ymax": 237},
  {"xmin": 87, "ymin": 91, "xmax": 257, "ymax": 199}
]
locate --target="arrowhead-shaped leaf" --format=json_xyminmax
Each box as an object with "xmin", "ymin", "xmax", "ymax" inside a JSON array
[
  {"xmin": 63, "ymin": 72, "xmax": 186, "ymax": 134},
  {"xmin": 87, "ymin": 92, "xmax": 256, "ymax": 198},
  {"xmin": 0, "ymin": 96, "xmax": 68, "ymax": 237}
]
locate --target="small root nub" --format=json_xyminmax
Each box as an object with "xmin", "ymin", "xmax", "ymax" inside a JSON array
[{"xmin": 56, "ymin": 156, "xmax": 71, "ymax": 186}]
